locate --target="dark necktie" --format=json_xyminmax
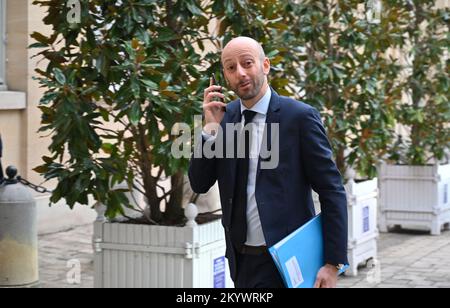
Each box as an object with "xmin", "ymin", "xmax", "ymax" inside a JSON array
[{"xmin": 230, "ymin": 110, "xmax": 257, "ymax": 251}]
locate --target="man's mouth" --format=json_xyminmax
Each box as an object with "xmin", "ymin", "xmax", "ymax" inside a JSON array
[{"xmin": 239, "ymin": 81, "xmax": 251, "ymax": 89}]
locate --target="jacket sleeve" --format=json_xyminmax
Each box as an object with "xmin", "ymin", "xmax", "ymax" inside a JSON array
[
  {"xmin": 299, "ymin": 106, "xmax": 349, "ymax": 266},
  {"xmin": 188, "ymin": 134, "xmax": 218, "ymax": 194}
]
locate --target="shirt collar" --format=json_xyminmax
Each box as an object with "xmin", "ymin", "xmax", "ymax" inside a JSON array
[{"xmin": 240, "ymin": 87, "xmax": 271, "ymax": 116}]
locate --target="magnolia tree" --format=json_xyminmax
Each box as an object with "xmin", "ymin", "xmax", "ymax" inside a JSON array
[
  {"xmin": 285, "ymin": 0, "xmax": 407, "ymax": 179},
  {"xmin": 387, "ymin": 0, "xmax": 449, "ymax": 165},
  {"xmin": 31, "ymin": 0, "xmax": 300, "ymax": 224},
  {"xmin": 32, "ymin": 0, "xmax": 218, "ymax": 223}
]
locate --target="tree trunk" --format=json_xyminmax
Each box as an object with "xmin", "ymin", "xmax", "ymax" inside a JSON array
[
  {"xmin": 164, "ymin": 170, "xmax": 185, "ymax": 224},
  {"xmin": 336, "ymin": 145, "xmax": 346, "ymax": 178},
  {"xmin": 410, "ymin": 0, "xmax": 425, "ymax": 165},
  {"xmin": 135, "ymin": 124, "xmax": 162, "ymax": 223}
]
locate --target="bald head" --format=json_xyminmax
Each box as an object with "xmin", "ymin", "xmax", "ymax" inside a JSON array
[
  {"xmin": 220, "ymin": 37, "xmax": 270, "ymax": 107},
  {"xmin": 221, "ymin": 37, "xmax": 266, "ymax": 64}
]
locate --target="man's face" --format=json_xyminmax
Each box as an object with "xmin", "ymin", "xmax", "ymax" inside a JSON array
[{"xmin": 221, "ymin": 45, "xmax": 269, "ymax": 101}]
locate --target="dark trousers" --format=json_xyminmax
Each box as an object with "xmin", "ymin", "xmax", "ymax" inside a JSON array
[{"xmin": 234, "ymin": 251, "xmax": 285, "ymax": 288}]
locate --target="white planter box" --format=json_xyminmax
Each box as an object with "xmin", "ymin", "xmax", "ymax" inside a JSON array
[
  {"xmin": 378, "ymin": 163, "xmax": 450, "ymax": 235},
  {"xmin": 93, "ymin": 204, "xmax": 234, "ymax": 288},
  {"xmin": 345, "ymin": 178, "xmax": 379, "ymax": 276},
  {"xmin": 313, "ymin": 178, "xmax": 379, "ymax": 276}
]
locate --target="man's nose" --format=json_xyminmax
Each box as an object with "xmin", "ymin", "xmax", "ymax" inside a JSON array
[{"xmin": 236, "ymin": 64, "xmax": 247, "ymax": 77}]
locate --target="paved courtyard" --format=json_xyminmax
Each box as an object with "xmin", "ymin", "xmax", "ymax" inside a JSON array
[
  {"xmin": 37, "ymin": 225, "xmax": 94, "ymax": 288},
  {"xmin": 340, "ymin": 229, "xmax": 450, "ymax": 288},
  {"xmin": 36, "ymin": 224, "xmax": 450, "ymax": 288}
]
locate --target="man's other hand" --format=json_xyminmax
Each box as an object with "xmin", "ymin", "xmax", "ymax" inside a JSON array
[{"xmin": 314, "ymin": 264, "xmax": 339, "ymax": 288}]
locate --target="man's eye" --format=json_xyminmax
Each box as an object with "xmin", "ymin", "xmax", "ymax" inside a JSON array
[{"xmin": 227, "ymin": 66, "xmax": 235, "ymax": 71}]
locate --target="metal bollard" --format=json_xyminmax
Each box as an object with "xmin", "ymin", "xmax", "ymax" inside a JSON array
[{"xmin": 0, "ymin": 166, "xmax": 39, "ymax": 287}]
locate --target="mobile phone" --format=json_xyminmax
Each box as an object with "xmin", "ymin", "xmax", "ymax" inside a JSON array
[{"xmin": 211, "ymin": 74, "xmax": 226, "ymax": 112}]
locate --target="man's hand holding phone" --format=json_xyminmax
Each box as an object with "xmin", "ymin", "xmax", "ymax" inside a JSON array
[{"xmin": 203, "ymin": 77, "xmax": 227, "ymax": 136}]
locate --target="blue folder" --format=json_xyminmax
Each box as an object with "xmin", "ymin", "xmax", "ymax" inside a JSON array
[{"xmin": 269, "ymin": 214, "xmax": 346, "ymax": 288}]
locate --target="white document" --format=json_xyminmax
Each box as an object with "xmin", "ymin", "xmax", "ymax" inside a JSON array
[{"xmin": 285, "ymin": 256, "xmax": 304, "ymax": 288}]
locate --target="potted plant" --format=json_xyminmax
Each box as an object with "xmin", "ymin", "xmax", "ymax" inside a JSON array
[
  {"xmin": 379, "ymin": 0, "xmax": 450, "ymax": 235},
  {"xmin": 287, "ymin": 0, "xmax": 406, "ymax": 276},
  {"xmin": 30, "ymin": 0, "xmax": 232, "ymax": 288},
  {"xmin": 31, "ymin": 0, "xmax": 299, "ymax": 288}
]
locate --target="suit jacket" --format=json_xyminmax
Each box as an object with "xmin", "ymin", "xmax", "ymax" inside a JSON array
[{"xmin": 189, "ymin": 89, "xmax": 348, "ymax": 281}]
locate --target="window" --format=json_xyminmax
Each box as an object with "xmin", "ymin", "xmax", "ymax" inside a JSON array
[{"xmin": 0, "ymin": 0, "xmax": 6, "ymax": 90}]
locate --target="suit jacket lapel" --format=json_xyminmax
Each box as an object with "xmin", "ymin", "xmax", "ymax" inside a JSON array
[
  {"xmin": 225, "ymin": 101, "xmax": 241, "ymax": 206},
  {"xmin": 257, "ymin": 89, "xmax": 281, "ymax": 179}
]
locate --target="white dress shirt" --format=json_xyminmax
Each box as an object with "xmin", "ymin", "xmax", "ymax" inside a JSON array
[
  {"xmin": 203, "ymin": 87, "xmax": 271, "ymax": 246},
  {"xmin": 240, "ymin": 87, "xmax": 271, "ymax": 246}
]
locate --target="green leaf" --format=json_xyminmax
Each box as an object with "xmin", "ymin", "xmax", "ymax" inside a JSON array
[
  {"xmin": 53, "ymin": 68, "xmax": 66, "ymax": 85},
  {"xmin": 128, "ymin": 102, "xmax": 142, "ymax": 126},
  {"xmin": 224, "ymin": 0, "xmax": 234, "ymax": 14},
  {"xmin": 33, "ymin": 165, "xmax": 49, "ymax": 174},
  {"xmin": 40, "ymin": 92, "xmax": 59, "ymax": 105},
  {"xmin": 31, "ymin": 32, "xmax": 51, "ymax": 45},
  {"xmin": 157, "ymin": 28, "xmax": 176, "ymax": 42},
  {"xmin": 141, "ymin": 79, "xmax": 158, "ymax": 90},
  {"xmin": 29, "ymin": 42, "xmax": 48, "ymax": 49},
  {"xmin": 42, "ymin": 156, "xmax": 54, "ymax": 164},
  {"xmin": 266, "ymin": 50, "xmax": 280, "ymax": 58},
  {"xmin": 101, "ymin": 143, "xmax": 114, "ymax": 154},
  {"xmin": 130, "ymin": 76, "xmax": 140, "ymax": 98},
  {"xmin": 186, "ymin": 2, "xmax": 203, "ymax": 16}
]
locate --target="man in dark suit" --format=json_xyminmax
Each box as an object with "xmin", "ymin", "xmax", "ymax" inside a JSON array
[{"xmin": 189, "ymin": 37, "xmax": 348, "ymax": 288}]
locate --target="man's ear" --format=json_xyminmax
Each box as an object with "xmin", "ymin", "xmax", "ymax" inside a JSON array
[{"xmin": 263, "ymin": 57, "xmax": 271, "ymax": 75}]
